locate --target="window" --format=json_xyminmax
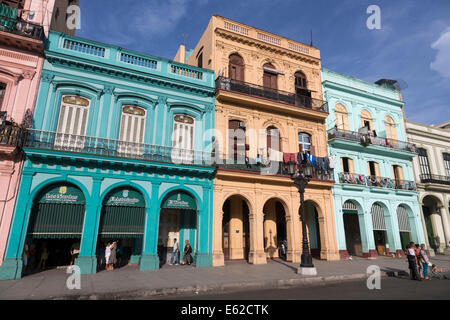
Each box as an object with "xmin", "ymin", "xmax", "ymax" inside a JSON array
[
  {"xmin": 443, "ymin": 153, "xmax": 450, "ymax": 177},
  {"xmin": 385, "ymin": 115, "xmax": 397, "ymax": 140},
  {"xmin": 298, "ymin": 132, "xmax": 312, "ymax": 153},
  {"xmin": 361, "ymin": 110, "xmax": 373, "ymax": 131},
  {"xmin": 118, "ymin": 105, "xmax": 146, "ymax": 156},
  {"xmin": 263, "ymin": 63, "xmax": 277, "ymax": 90},
  {"xmin": 392, "ymin": 165, "xmax": 404, "ymax": 181},
  {"xmin": 341, "ymin": 157, "xmax": 353, "ymax": 173},
  {"xmin": 368, "ymin": 161, "xmax": 380, "ymax": 177},
  {"xmin": 418, "ymin": 148, "xmax": 431, "ymax": 176},
  {"xmin": 229, "ymin": 54, "xmax": 244, "ymax": 81},
  {"xmin": 334, "ymin": 104, "xmax": 349, "ymax": 131},
  {"xmin": 228, "ymin": 120, "xmax": 246, "ymax": 161},
  {"xmin": 55, "ymin": 95, "xmax": 90, "ymax": 149},
  {"xmin": 172, "ymin": 114, "xmax": 195, "ymax": 162},
  {"xmin": 197, "ymin": 52, "xmax": 203, "ymax": 68},
  {"xmin": 0, "ymin": 82, "xmax": 6, "ymax": 108},
  {"xmin": 295, "ymin": 71, "xmax": 307, "ymax": 89},
  {"xmin": 266, "ymin": 126, "xmax": 281, "ymax": 153}
]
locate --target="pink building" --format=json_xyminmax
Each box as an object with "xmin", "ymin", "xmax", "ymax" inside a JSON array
[{"xmin": 0, "ymin": 0, "xmax": 76, "ymax": 265}]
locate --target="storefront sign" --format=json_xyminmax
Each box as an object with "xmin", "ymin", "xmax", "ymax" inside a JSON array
[
  {"xmin": 162, "ymin": 192, "xmax": 197, "ymax": 210},
  {"xmin": 40, "ymin": 185, "xmax": 85, "ymax": 204},
  {"xmin": 105, "ymin": 189, "xmax": 145, "ymax": 207}
]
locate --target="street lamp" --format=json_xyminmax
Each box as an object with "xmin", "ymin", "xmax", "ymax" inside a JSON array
[{"xmin": 288, "ymin": 163, "xmax": 317, "ymax": 275}]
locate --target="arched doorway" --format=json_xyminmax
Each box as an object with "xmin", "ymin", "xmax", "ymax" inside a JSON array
[
  {"xmin": 158, "ymin": 191, "xmax": 198, "ymax": 266},
  {"xmin": 305, "ymin": 201, "xmax": 321, "ymax": 258},
  {"xmin": 229, "ymin": 54, "xmax": 244, "ymax": 81},
  {"xmin": 371, "ymin": 203, "xmax": 388, "ymax": 256},
  {"xmin": 342, "ymin": 200, "xmax": 362, "ymax": 257},
  {"xmin": 422, "ymin": 195, "xmax": 444, "ymax": 251},
  {"xmin": 222, "ymin": 195, "xmax": 250, "ymax": 261},
  {"xmin": 263, "ymin": 199, "xmax": 287, "ymax": 260},
  {"xmin": 96, "ymin": 187, "xmax": 146, "ymax": 271},
  {"xmin": 24, "ymin": 183, "xmax": 86, "ymax": 275},
  {"xmin": 397, "ymin": 205, "xmax": 412, "ymax": 251}
]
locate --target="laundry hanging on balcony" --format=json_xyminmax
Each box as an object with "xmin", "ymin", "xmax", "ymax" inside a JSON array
[{"xmin": 0, "ymin": 3, "xmax": 18, "ymax": 19}]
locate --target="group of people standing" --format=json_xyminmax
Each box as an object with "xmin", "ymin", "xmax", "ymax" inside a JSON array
[
  {"xmin": 406, "ymin": 242, "xmax": 442, "ymax": 281},
  {"xmin": 169, "ymin": 238, "xmax": 193, "ymax": 266},
  {"xmin": 97, "ymin": 241, "xmax": 121, "ymax": 271}
]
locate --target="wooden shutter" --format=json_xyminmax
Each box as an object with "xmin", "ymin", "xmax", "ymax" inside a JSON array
[
  {"xmin": 348, "ymin": 158, "xmax": 354, "ymax": 174},
  {"xmin": 374, "ymin": 162, "xmax": 380, "ymax": 177}
]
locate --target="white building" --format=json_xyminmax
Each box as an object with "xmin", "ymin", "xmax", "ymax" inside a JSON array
[{"xmin": 406, "ymin": 121, "xmax": 450, "ymax": 255}]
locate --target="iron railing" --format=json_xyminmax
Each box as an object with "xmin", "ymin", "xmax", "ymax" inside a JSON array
[
  {"xmin": 216, "ymin": 76, "xmax": 328, "ymax": 113},
  {"xmin": 216, "ymin": 156, "xmax": 334, "ymax": 181},
  {"xmin": 0, "ymin": 15, "xmax": 44, "ymax": 40},
  {"xmin": 338, "ymin": 172, "xmax": 417, "ymax": 191},
  {"xmin": 328, "ymin": 128, "xmax": 417, "ymax": 153},
  {"xmin": 23, "ymin": 130, "xmax": 214, "ymax": 166},
  {"xmin": 420, "ymin": 174, "xmax": 450, "ymax": 185},
  {"xmin": 0, "ymin": 125, "xmax": 23, "ymax": 147}
]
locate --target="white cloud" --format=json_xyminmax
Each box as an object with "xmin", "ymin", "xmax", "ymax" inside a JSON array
[{"xmin": 430, "ymin": 27, "xmax": 450, "ymax": 78}]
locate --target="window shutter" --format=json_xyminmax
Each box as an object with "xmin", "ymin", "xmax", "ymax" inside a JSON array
[
  {"xmin": 309, "ymin": 145, "xmax": 315, "ymax": 156},
  {"xmin": 348, "ymin": 158, "xmax": 354, "ymax": 174},
  {"xmin": 374, "ymin": 162, "xmax": 380, "ymax": 177}
]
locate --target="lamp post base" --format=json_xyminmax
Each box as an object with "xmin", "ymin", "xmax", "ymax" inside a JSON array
[{"xmin": 297, "ymin": 266, "xmax": 317, "ymax": 276}]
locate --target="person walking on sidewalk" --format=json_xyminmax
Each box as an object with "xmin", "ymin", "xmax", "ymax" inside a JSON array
[
  {"xmin": 406, "ymin": 242, "xmax": 421, "ymax": 281},
  {"xmin": 182, "ymin": 240, "xmax": 192, "ymax": 265},
  {"xmin": 169, "ymin": 238, "xmax": 179, "ymax": 265},
  {"xmin": 105, "ymin": 242, "xmax": 111, "ymax": 271},
  {"xmin": 414, "ymin": 244, "xmax": 423, "ymax": 279},
  {"xmin": 419, "ymin": 244, "xmax": 430, "ymax": 280}
]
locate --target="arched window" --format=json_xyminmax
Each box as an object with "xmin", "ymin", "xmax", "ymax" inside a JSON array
[
  {"xmin": 266, "ymin": 126, "xmax": 281, "ymax": 152},
  {"xmin": 298, "ymin": 132, "xmax": 313, "ymax": 154},
  {"xmin": 118, "ymin": 105, "xmax": 146, "ymax": 155},
  {"xmin": 385, "ymin": 115, "xmax": 397, "ymax": 140},
  {"xmin": 361, "ymin": 109, "xmax": 373, "ymax": 131},
  {"xmin": 228, "ymin": 119, "xmax": 246, "ymax": 161},
  {"xmin": 334, "ymin": 103, "xmax": 349, "ymax": 131},
  {"xmin": 229, "ymin": 54, "xmax": 244, "ymax": 81},
  {"xmin": 172, "ymin": 114, "xmax": 195, "ymax": 162},
  {"xmin": 263, "ymin": 63, "xmax": 277, "ymax": 90},
  {"xmin": 55, "ymin": 95, "xmax": 90, "ymax": 149}
]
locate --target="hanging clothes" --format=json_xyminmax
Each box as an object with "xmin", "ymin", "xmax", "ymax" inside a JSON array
[{"xmin": 329, "ymin": 156, "xmax": 335, "ymax": 169}]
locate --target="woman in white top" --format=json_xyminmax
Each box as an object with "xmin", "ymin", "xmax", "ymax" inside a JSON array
[
  {"xmin": 105, "ymin": 242, "xmax": 111, "ymax": 271},
  {"xmin": 420, "ymin": 244, "xmax": 430, "ymax": 280}
]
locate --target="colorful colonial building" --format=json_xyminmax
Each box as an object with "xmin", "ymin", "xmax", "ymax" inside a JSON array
[
  {"xmin": 322, "ymin": 69, "xmax": 426, "ymax": 259},
  {"xmin": 405, "ymin": 120, "xmax": 450, "ymax": 255},
  {"xmin": 181, "ymin": 15, "xmax": 339, "ymax": 266},
  {"xmin": 0, "ymin": 30, "xmax": 215, "ymax": 279},
  {"xmin": 0, "ymin": 0, "xmax": 75, "ymax": 268}
]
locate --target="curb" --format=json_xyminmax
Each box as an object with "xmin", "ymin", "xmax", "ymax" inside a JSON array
[{"xmin": 51, "ymin": 272, "xmax": 380, "ymax": 300}]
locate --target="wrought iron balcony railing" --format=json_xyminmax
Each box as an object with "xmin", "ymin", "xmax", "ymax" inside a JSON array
[
  {"xmin": 216, "ymin": 76, "xmax": 328, "ymax": 113},
  {"xmin": 328, "ymin": 128, "xmax": 417, "ymax": 153},
  {"xmin": 420, "ymin": 174, "xmax": 450, "ymax": 186},
  {"xmin": 0, "ymin": 15, "xmax": 44, "ymax": 40},
  {"xmin": 338, "ymin": 172, "xmax": 417, "ymax": 191},
  {"xmin": 23, "ymin": 130, "xmax": 214, "ymax": 167},
  {"xmin": 216, "ymin": 156, "xmax": 334, "ymax": 181},
  {"xmin": 0, "ymin": 125, "xmax": 23, "ymax": 147}
]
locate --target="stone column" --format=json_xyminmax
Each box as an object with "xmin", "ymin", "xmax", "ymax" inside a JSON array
[
  {"xmin": 439, "ymin": 205, "xmax": 450, "ymax": 251},
  {"xmin": 229, "ymin": 196, "xmax": 244, "ymax": 260},
  {"xmin": 248, "ymin": 211, "xmax": 267, "ymax": 264},
  {"xmin": 360, "ymin": 208, "xmax": 377, "ymax": 258},
  {"xmin": 140, "ymin": 182, "xmax": 160, "ymax": 271}
]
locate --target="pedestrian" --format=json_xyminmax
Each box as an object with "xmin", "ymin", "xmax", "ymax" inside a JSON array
[
  {"xmin": 182, "ymin": 240, "xmax": 192, "ymax": 265},
  {"xmin": 169, "ymin": 238, "xmax": 179, "ymax": 265},
  {"xmin": 70, "ymin": 241, "xmax": 80, "ymax": 266},
  {"xmin": 406, "ymin": 242, "xmax": 421, "ymax": 281},
  {"xmin": 419, "ymin": 244, "xmax": 430, "ymax": 280},
  {"xmin": 38, "ymin": 242, "xmax": 49, "ymax": 270},
  {"xmin": 105, "ymin": 242, "xmax": 111, "ymax": 271},
  {"xmin": 414, "ymin": 244, "xmax": 423, "ymax": 279},
  {"xmin": 109, "ymin": 241, "xmax": 117, "ymax": 270},
  {"xmin": 23, "ymin": 242, "xmax": 29, "ymax": 271}
]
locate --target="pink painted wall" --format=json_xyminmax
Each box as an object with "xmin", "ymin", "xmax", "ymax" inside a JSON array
[{"xmin": 0, "ymin": 0, "xmax": 52, "ymax": 266}]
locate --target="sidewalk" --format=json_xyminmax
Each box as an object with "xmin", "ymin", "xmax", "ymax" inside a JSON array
[{"xmin": 1, "ymin": 255, "xmax": 449, "ymax": 300}]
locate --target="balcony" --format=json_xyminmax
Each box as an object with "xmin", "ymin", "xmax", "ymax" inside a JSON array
[
  {"xmin": 328, "ymin": 128, "xmax": 417, "ymax": 154},
  {"xmin": 0, "ymin": 15, "xmax": 44, "ymax": 40},
  {"xmin": 420, "ymin": 174, "xmax": 450, "ymax": 186},
  {"xmin": 216, "ymin": 156, "xmax": 334, "ymax": 181},
  {"xmin": 216, "ymin": 77, "xmax": 328, "ymax": 113},
  {"xmin": 0, "ymin": 125, "xmax": 23, "ymax": 147},
  {"xmin": 23, "ymin": 130, "xmax": 213, "ymax": 167},
  {"xmin": 338, "ymin": 172, "xmax": 417, "ymax": 191}
]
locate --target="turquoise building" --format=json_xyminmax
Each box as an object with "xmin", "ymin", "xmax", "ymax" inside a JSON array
[
  {"xmin": 322, "ymin": 69, "xmax": 425, "ymax": 259},
  {"xmin": 0, "ymin": 31, "xmax": 216, "ymax": 279}
]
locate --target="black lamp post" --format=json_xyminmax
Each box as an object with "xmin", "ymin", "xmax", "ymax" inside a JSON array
[{"xmin": 288, "ymin": 163, "xmax": 317, "ymax": 275}]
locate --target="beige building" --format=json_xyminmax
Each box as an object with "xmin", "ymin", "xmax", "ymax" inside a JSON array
[
  {"xmin": 406, "ymin": 120, "xmax": 450, "ymax": 255},
  {"xmin": 177, "ymin": 15, "xmax": 339, "ymax": 266}
]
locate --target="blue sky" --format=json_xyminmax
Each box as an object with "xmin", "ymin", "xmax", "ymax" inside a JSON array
[{"xmin": 77, "ymin": 0, "xmax": 450, "ymax": 125}]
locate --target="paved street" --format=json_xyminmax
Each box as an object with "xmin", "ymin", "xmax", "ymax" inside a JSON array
[
  {"xmin": 0, "ymin": 255, "xmax": 450, "ymax": 300},
  {"xmin": 157, "ymin": 274, "xmax": 450, "ymax": 300}
]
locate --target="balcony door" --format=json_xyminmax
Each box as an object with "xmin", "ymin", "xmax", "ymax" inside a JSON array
[
  {"xmin": 118, "ymin": 105, "xmax": 146, "ymax": 156},
  {"xmin": 229, "ymin": 54, "xmax": 244, "ymax": 82},
  {"xmin": 418, "ymin": 148, "xmax": 431, "ymax": 178},
  {"xmin": 263, "ymin": 63, "xmax": 277, "ymax": 90},
  {"xmin": 55, "ymin": 95, "xmax": 90, "ymax": 150},
  {"xmin": 172, "ymin": 114, "xmax": 194, "ymax": 163}
]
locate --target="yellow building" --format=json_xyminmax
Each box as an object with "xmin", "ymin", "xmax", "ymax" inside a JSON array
[{"xmin": 177, "ymin": 16, "xmax": 339, "ymax": 266}]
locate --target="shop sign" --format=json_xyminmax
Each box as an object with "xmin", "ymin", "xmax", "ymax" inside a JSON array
[
  {"xmin": 105, "ymin": 189, "xmax": 145, "ymax": 207},
  {"xmin": 162, "ymin": 192, "xmax": 196, "ymax": 210},
  {"xmin": 40, "ymin": 185, "xmax": 85, "ymax": 204}
]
